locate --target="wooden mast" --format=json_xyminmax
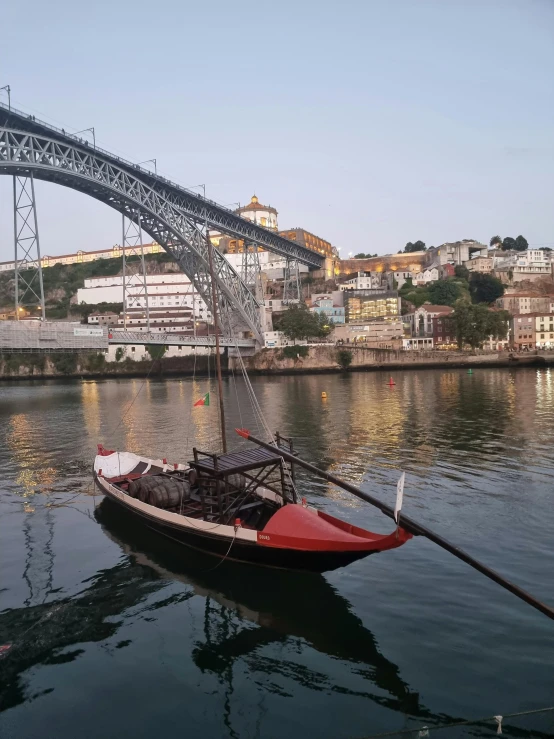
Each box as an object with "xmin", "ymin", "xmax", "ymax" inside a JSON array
[{"xmin": 206, "ymin": 229, "xmax": 227, "ymax": 453}]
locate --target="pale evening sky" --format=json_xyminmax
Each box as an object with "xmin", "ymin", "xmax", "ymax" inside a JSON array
[{"xmin": 0, "ymin": 0, "xmax": 553, "ymax": 260}]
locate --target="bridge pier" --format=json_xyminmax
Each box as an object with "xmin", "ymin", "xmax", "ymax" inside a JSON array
[{"xmin": 13, "ymin": 172, "xmax": 46, "ymax": 319}]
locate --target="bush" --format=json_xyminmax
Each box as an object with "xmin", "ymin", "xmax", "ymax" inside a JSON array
[
  {"xmin": 86, "ymin": 353, "xmax": 106, "ymax": 372},
  {"xmin": 336, "ymin": 350, "xmax": 353, "ymax": 369},
  {"xmin": 281, "ymin": 345, "xmax": 309, "ymax": 359},
  {"xmin": 51, "ymin": 353, "xmax": 78, "ymax": 375}
]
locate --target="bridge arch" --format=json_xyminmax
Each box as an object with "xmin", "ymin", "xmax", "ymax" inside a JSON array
[{"xmin": 0, "ymin": 126, "xmax": 263, "ymax": 340}]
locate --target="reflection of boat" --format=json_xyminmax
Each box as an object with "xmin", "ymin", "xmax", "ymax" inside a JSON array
[
  {"xmin": 95, "ymin": 499, "xmax": 421, "ymax": 714},
  {"xmin": 93, "ymin": 443, "xmax": 411, "ymax": 572}
]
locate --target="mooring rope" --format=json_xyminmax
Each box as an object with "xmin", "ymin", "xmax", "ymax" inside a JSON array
[{"xmin": 357, "ymin": 706, "xmax": 554, "ymax": 738}]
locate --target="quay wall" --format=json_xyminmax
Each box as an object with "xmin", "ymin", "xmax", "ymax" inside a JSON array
[
  {"xmin": 1, "ymin": 347, "xmax": 554, "ymax": 380},
  {"xmin": 236, "ymin": 346, "xmax": 554, "ymax": 374}
]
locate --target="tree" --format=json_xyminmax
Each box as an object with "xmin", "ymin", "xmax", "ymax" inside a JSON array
[
  {"xmin": 404, "ymin": 241, "xmax": 426, "ymax": 253},
  {"xmin": 514, "ymin": 235, "xmax": 529, "ymax": 252},
  {"xmin": 115, "ymin": 347, "xmax": 125, "ymax": 362},
  {"xmin": 146, "ymin": 344, "xmax": 167, "ymax": 360},
  {"xmin": 469, "ymin": 273, "xmax": 504, "ymax": 304},
  {"xmin": 502, "ymin": 237, "xmax": 517, "ymax": 251},
  {"xmin": 490, "ymin": 235, "xmax": 502, "ymax": 248},
  {"xmin": 336, "ymin": 350, "xmax": 353, "ymax": 369},
  {"xmin": 451, "ymin": 303, "xmax": 510, "ymax": 350},
  {"xmin": 354, "ymin": 253, "xmax": 366, "ymax": 259},
  {"xmin": 279, "ymin": 303, "xmax": 330, "ymax": 342},
  {"xmin": 454, "ymin": 265, "xmax": 469, "ymax": 280},
  {"xmin": 428, "ymin": 279, "xmax": 464, "ymax": 307}
]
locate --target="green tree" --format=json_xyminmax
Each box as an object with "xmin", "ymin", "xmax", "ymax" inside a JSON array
[
  {"xmin": 336, "ymin": 350, "xmax": 353, "ymax": 369},
  {"xmin": 146, "ymin": 344, "xmax": 167, "ymax": 360},
  {"xmin": 454, "ymin": 265, "xmax": 469, "ymax": 280},
  {"xmin": 514, "ymin": 235, "xmax": 529, "ymax": 252},
  {"xmin": 469, "ymin": 273, "xmax": 504, "ymax": 304},
  {"xmin": 279, "ymin": 303, "xmax": 330, "ymax": 342},
  {"xmin": 428, "ymin": 279, "xmax": 464, "ymax": 307},
  {"xmin": 404, "ymin": 241, "xmax": 426, "ymax": 253},
  {"xmin": 115, "ymin": 347, "xmax": 125, "ymax": 362},
  {"xmin": 451, "ymin": 303, "xmax": 510, "ymax": 349},
  {"xmin": 490, "ymin": 235, "xmax": 502, "ymax": 248},
  {"xmin": 354, "ymin": 253, "xmax": 366, "ymax": 259},
  {"xmin": 502, "ymin": 237, "xmax": 517, "ymax": 251}
]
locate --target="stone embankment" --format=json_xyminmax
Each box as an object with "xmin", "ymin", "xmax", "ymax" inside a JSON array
[
  {"xmin": 1, "ymin": 346, "xmax": 553, "ymax": 380},
  {"xmin": 236, "ymin": 346, "xmax": 554, "ymax": 374}
]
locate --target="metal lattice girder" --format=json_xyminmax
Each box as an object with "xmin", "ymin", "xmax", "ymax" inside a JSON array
[
  {"xmin": 121, "ymin": 211, "xmax": 150, "ymax": 330},
  {"xmin": 0, "ymin": 126, "xmax": 263, "ymax": 340},
  {"xmin": 283, "ymin": 258, "xmax": 301, "ymax": 303},
  {"xmin": 13, "ymin": 173, "xmax": 46, "ymax": 316},
  {"xmin": 241, "ymin": 242, "xmax": 262, "ymax": 296},
  {"xmin": 0, "ymin": 103, "xmax": 324, "ymax": 269}
]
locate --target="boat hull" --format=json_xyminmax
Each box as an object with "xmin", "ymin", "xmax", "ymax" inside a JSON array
[{"xmin": 95, "ymin": 477, "xmax": 384, "ymax": 573}]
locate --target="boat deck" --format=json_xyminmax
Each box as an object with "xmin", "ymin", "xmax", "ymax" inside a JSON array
[{"xmin": 190, "ymin": 446, "xmax": 284, "ymax": 477}]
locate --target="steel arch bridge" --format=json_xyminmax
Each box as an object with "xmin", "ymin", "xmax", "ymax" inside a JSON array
[{"xmin": 0, "ymin": 103, "xmax": 324, "ymax": 343}]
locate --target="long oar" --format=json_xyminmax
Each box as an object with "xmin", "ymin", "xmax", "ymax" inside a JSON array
[{"xmin": 235, "ymin": 428, "xmax": 554, "ymax": 621}]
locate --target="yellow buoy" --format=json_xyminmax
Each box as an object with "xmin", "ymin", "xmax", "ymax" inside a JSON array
[{"xmin": 321, "ymin": 391, "xmax": 327, "ymax": 399}]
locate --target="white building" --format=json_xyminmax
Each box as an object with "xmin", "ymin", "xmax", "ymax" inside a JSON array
[
  {"xmin": 224, "ymin": 251, "xmax": 309, "ymax": 281},
  {"xmin": 263, "ymin": 331, "xmax": 307, "ymax": 349},
  {"xmin": 340, "ymin": 272, "xmax": 384, "ymax": 291},
  {"xmin": 77, "ymin": 274, "xmax": 212, "ymax": 323}
]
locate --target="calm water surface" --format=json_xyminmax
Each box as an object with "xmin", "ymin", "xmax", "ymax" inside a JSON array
[{"xmin": 1, "ymin": 368, "xmax": 553, "ymax": 739}]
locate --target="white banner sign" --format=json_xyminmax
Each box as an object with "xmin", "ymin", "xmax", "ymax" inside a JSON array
[
  {"xmin": 74, "ymin": 328, "xmax": 104, "ymax": 337},
  {"xmin": 394, "ymin": 472, "xmax": 405, "ymax": 524}
]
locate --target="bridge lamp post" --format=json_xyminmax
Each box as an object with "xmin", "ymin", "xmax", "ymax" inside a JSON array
[
  {"xmin": 74, "ymin": 127, "xmax": 95, "ymax": 150},
  {"xmin": 0, "ymin": 85, "xmax": 10, "ymax": 110},
  {"xmin": 137, "ymin": 159, "xmax": 157, "ymax": 175}
]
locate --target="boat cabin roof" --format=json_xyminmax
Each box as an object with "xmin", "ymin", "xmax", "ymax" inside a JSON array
[{"xmin": 190, "ymin": 446, "xmax": 283, "ymax": 477}]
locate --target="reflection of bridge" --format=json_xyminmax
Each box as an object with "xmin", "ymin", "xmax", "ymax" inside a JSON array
[
  {"xmin": 0, "ymin": 321, "xmax": 256, "ymax": 353},
  {"xmin": 0, "ymin": 101, "xmax": 324, "ymax": 344}
]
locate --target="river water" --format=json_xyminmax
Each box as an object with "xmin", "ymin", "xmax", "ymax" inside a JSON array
[{"xmin": 0, "ymin": 368, "xmax": 553, "ymax": 739}]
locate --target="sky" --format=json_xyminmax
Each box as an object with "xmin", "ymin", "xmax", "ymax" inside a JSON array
[{"xmin": 1, "ymin": 0, "xmax": 553, "ymax": 260}]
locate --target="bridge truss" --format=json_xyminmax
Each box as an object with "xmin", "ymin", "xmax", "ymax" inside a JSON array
[{"xmin": 0, "ymin": 102, "xmax": 324, "ymax": 345}]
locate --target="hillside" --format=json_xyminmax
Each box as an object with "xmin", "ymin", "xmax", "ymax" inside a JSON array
[{"xmin": 0, "ymin": 252, "xmax": 178, "ymax": 319}]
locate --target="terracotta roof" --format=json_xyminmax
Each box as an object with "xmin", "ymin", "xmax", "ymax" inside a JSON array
[{"xmin": 418, "ymin": 305, "xmax": 453, "ymax": 314}]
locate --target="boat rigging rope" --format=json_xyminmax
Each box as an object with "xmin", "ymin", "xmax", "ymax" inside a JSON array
[{"xmin": 356, "ymin": 705, "xmax": 554, "ymax": 738}]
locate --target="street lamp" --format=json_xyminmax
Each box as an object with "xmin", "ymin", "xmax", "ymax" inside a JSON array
[
  {"xmin": 137, "ymin": 158, "xmax": 157, "ymax": 175},
  {"xmin": 74, "ymin": 127, "xmax": 96, "ymax": 150},
  {"xmin": 0, "ymin": 84, "xmax": 10, "ymax": 110}
]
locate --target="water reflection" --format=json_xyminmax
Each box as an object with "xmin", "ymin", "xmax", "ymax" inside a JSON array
[{"xmin": 6, "ymin": 414, "xmax": 57, "ymax": 496}]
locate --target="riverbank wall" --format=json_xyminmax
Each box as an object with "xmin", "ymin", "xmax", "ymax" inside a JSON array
[
  {"xmin": 1, "ymin": 346, "xmax": 553, "ymax": 381},
  {"xmin": 236, "ymin": 346, "xmax": 554, "ymax": 374}
]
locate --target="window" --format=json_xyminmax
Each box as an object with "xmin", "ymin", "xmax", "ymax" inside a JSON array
[{"xmin": 131, "ymin": 347, "xmax": 136, "ymax": 352}]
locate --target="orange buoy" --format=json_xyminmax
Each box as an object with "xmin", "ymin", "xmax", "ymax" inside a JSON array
[
  {"xmin": 388, "ymin": 377, "xmax": 396, "ymax": 386},
  {"xmin": 321, "ymin": 391, "xmax": 327, "ymax": 399}
]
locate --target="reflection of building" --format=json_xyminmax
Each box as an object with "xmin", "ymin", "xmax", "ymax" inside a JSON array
[
  {"xmin": 334, "ymin": 319, "xmax": 403, "ymax": 348},
  {"xmin": 343, "ymin": 290, "xmax": 400, "ymax": 323}
]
